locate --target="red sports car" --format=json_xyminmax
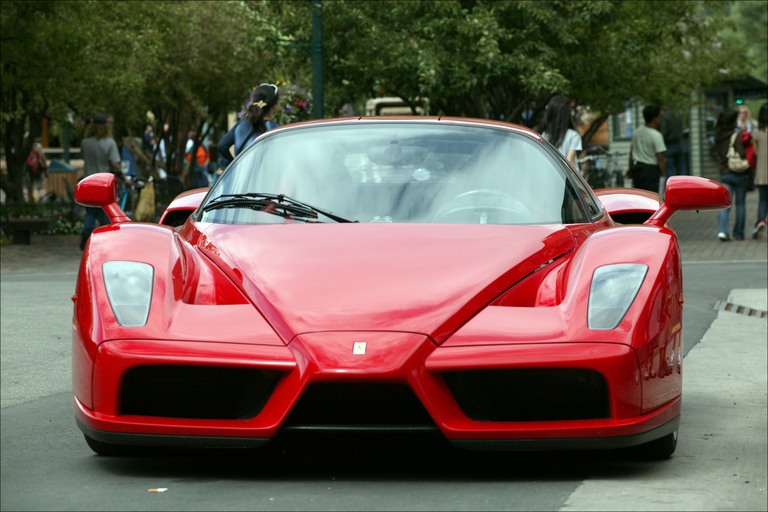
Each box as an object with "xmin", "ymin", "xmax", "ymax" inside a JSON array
[{"xmin": 72, "ymin": 117, "xmax": 729, "ymax": 459}]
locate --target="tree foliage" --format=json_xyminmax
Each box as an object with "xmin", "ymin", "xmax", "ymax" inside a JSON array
[
  {"xmin": 316, "ymin": 1, "xmax": 741, "ymax": 119},
  {"xmin": 1, "ymin": 0, "xmax": 762, "ymax": 202},
  {"xmin": 1, "ymin": 0, "xmax": 265, "ymax": 200},
  {"xmin": 722, "ymin": 0, "xmax": 768, "ymax": 84}
]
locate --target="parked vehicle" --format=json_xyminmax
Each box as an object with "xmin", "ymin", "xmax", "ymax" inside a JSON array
[{"xmin": 73, "ymin": 116, "xmax": 729, "ymax": 459}]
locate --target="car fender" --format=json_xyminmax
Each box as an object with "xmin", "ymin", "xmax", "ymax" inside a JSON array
[
  {"xmin": 443, "ymin": 224, "xmax": 683, "ymax": 414},
  {"xmin": 73, "ymin": 223, "xmax": 183, "ymax": 407},
  {"xmin": 71, "ymin": 222, "xmax": 283, "ymax": 409},
  {"xmin": 563, "ymin": 225, "xmax": 682, "ymax": 340},
  {"xmin": 564, "ymin": 224, "xmax": 683, "ymax": 411}
]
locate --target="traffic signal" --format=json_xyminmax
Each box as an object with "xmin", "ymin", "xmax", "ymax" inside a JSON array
[{"xmin": 736, "ymin": 98, "xmax": 744, "ymax": 105}]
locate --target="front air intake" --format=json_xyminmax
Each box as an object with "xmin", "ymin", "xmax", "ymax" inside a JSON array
[
  {"xmin": 120, "ymin": 365, "xmax": 282, "ymax": 419},
  {"xmin": 442, "ymin": 368, "xmax": 609, "ymax": 422}
]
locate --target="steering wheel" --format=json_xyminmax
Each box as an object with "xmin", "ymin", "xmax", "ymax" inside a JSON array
[{"xmin": 433, "ymin": 189, "xmax": 533, "ymax": 224}]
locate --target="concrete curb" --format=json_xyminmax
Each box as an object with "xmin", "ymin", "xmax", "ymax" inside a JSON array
[{"xmin": 562, "ymin": 288, "xmax": 768, "ymax": 511}]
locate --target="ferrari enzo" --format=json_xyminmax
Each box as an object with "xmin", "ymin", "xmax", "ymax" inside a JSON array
[{"xmin": 72, "ymin": 117, "xmax": 730, "ymax": 459}]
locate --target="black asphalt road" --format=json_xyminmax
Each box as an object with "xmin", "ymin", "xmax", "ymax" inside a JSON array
[{"xmin": 2, "ymin": 189, "xmax": 766, "ymax": 510}]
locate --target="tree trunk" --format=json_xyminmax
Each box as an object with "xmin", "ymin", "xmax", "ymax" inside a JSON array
[{"xmin": 1, "ymin": 114, "xmax": 37, "ymax": 204}]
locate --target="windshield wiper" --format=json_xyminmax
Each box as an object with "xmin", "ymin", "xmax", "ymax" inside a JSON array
[{"xmin": 203, "ymin": 193, "xmax": 357, "ymax": 223}]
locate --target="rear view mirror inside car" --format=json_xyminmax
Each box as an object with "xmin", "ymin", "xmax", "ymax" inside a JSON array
[{"xmin": 367, "ymin": 142, "xmax": 428, "ymax": 167}]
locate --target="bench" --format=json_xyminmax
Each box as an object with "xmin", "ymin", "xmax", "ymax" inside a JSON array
[{"xmin": 1, "ymin": 217, "xmax": 54, "ymax": 245}]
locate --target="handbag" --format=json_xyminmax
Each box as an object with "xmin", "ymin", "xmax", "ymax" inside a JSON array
[
  {"xmin": 726, "ymin": 132, "xmax": 750, "ymax": 173},
  {"xmin": 134, "ymin": 181, "xmax": 155, "ymax": 222}
]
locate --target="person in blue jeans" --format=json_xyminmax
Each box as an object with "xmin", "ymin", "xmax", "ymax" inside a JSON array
[
  {"xmin": 714, "ymin": 108, "xmax": 751, "ymax": 241},
  {"xmin": 80, "ymin": 115, "xmax": 123, "ymax": 250},
  {"xmin": 661, "ymin": 110, "xmax": 689, "ymax": 178},
  {"xmin": 751, "ymin": 103, "xmax": 768, "ymax": 239}
]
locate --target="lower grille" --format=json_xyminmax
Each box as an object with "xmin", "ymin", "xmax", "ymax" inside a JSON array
[
  {"xmin": 120, "ymin": 365, "xmax": 282, "ymax": 419},
  {"xmin": 282, "ymin": 382, "xmax": 435, "ymax": 429},
  {"xmin": 442, "ymin": 368, "xmax": 609, "ymax": 421}
]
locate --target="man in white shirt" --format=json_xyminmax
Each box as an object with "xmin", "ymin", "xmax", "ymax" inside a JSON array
[{"xmin": 628, "ymin": 105, "xmax": 666, "ymax": 193}]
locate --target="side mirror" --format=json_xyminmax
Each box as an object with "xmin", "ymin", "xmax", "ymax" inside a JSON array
[
  {"xmin": 645, "ymin": 176, "xmax": 731, "ymax": 227},
  {"xmin": 75, "ymin": 172, "xmax": 131, "ymax": 224}
]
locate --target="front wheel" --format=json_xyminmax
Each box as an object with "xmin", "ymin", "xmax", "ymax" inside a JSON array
[
  {"xmin": 632, "ymin": 430, "xmax": 678, "ymax": 460},
  {"xmin": 84, "ymin": 434, "xmax": 134, "ymax": 456}
]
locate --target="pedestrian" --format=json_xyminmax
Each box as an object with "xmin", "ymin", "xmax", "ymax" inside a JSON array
[
  {"xmin": 185, "ymin": 128, "xmax": 211, "ymax": 188},
  {"xmin": 714, "ymin": 108, "xmax": 751, "ymax": 241},
  {"xmin": 142, "ymin": 124, "xmax": 156, "ymax": 156},
  {"xmin": 751, "ymin": 103, "xmax": 768, "ymax": 239},
  {"xmin": 79, "ymin": 114, "xmax": 123, "ymax": 250},
  {"xmin": 217, "ymin": 83, "xmax": 280, "ymax": 170},
  {"xmin": 122, "ymin": 136, "xmax": 151, "ymax": 177},
  {"xmin": 660, "ymin": 109, "xmax": 689, "ymax": 178},
  {"xmin": 24, "ymin": 140, "xmax": 48, "ymax": 203},
  {"xmin": 628, "ymin": 105, "xmax": 666, "ymax": 194},
  {"xmin": 539, "ymin": 95, "xmax": 582, "ymax": 172},
  {"xmin": 120, "ymin": 137, "xmax": 142, "ymax": 181},
  {"xmin": 737, "ymin": 106, "xmax": 755, "ymax": 133}
]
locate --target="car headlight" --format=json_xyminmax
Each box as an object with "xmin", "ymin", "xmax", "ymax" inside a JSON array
[
  {"xmin": 103, "ymin": 261, "xmax": 154, "ymax": 327},
  {"xmin": 588, "ymin": 264, "xmax": 647, "ymax": 330}
]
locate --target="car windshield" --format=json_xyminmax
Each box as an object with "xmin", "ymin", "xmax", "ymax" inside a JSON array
[{"xmin": 198, "ymin": 121, "xmax": 594, "ymax": 225}]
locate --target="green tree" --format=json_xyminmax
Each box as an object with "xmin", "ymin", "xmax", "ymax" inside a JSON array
[
  {"xmin": 722, "ymin": 0, "xmax": 768, "ymax": 84},
  {"xmin": 2, "ymin": 0, "xmax": 758, "ymax": 204},
  {"xmin": 128, "ymin": 1, "xmax": 265, "ymax": 184},
  {"xmin": 269, "ymin": 0, "xmax": 746, "ymax": 140},
  {"xmin": 1, "ymin": 0, "xmax": 270, "ymax": 201},
  {"xmin": 1, "ymin": 1, "xmax": 97, "ymax": 202}
]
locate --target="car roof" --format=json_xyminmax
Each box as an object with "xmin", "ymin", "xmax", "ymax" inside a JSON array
[{"xmin": 265, "ymin": 116, "xmax": 543, "ymax": 142}]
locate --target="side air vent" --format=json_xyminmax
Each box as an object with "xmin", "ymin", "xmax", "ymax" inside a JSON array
[{"xmin": 161, "ymin": 210, "xmax": 193, "ymax": 228}]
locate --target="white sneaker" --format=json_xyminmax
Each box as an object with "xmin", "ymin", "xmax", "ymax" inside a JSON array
[
  {"xmin": 752, "ymin": 221, "xmax": 766, "ymax": 239},
  {"xmin": 717, "ymin": 232, "xmax": 729, "ymax": 241}
]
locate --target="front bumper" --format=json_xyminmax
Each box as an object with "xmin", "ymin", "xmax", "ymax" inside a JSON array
[{"xmin": 74, "ymin": 334, "xmax": 680, "ymax": 450}]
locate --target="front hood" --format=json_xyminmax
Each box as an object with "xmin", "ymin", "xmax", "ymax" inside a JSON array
[{"xmin": 197, "ymin": 223, "xmax": 574, "ymax": 343}]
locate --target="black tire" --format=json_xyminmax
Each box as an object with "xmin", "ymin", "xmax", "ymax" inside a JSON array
[
  {"xmin": 84, "ymin": 434, "xmax": 134, "ymax": 456},
  {"xmin": 633, "ymin": 431, "xmax": 678, "ymax": 460}
]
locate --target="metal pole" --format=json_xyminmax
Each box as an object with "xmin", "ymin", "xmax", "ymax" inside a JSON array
[
  {"xmin": 63, "ymin": 124, "xmax": 70, "ymax": 163},
  {"xmin": 311, "ymin": 0, "xmax": 324, "ymax": 119}
]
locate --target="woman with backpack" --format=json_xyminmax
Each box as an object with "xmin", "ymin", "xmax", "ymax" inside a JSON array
[
  {"xmin": 216, "ymin": 83, "xmax": 280, "ymax": 170},
  {"xmin": 714, "ymin": 108, "xmax": 751, "ymax": 241}
]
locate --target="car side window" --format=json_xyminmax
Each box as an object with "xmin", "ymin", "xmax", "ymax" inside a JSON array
[{"xmin": 570, "ymin": 173, "xmax": 603, "ymax": 219}]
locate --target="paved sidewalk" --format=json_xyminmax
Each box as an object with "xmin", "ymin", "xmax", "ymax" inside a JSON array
[
  {"xmin": 669, "ymin": 189, "xmax": 767, "ymax": 262},
  {"xmin": 563, "ymin": 287, "xmax": 767, "ymax": 511}
]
